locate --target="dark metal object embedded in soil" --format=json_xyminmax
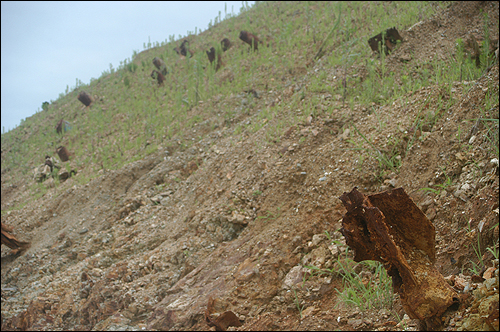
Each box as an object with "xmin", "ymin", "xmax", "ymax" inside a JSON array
[
  {"xmin": 221, "ymin": 38, "xmax": 232, "ymax": 52},
  {"xmin": 206, "ymin": 47, "xmax": 222, "ymax": 71},
  {"xmin": 368, "ymin": 27, "xmax": 403, "ymax": 55},
  {"xmin": 77, "ymin": 91, "xmax": 93, "ymax": 107},
  {"xmin": 339, "ymin": 187, "xmax": 459, "ymax": 330},
  {"xmin": 239, "ymin": 31, "xmax": 261, "ymax": 50},
  {"xmin": 56, "ymin": 146, "xmax": 71, "ymax": 162},
  {"xmin": 1, "ymin": 223, "xmax": 30, "ymax": 253}
]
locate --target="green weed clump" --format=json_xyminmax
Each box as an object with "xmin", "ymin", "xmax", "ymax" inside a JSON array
[
  {"xmin": 334, "ymin": 259, "xmax": 393, "ymax": 311},
  {"xmin": 465, "ymin": 220, "xmax": 500, "ymax": 275},
  {"xmin": 304, "ymin": 258, "xmax": 393, "ymax": 312},
  {"xmin": 304, "ymin": 234, "xmax": 393, "ymax": 312}
]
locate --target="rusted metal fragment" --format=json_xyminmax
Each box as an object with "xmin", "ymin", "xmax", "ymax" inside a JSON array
[
  {"xmin": 77, "ymin": 91, "xmax": 93, "ymax": 107},
  {"xmin": 1, "ymin": 223, "xmax": 30, "ymax": 253},
  {"xmin": 150, "ymin": 69, "xmax": 165, "ymax": 86},
  {"xmin": 205, "ymin": 297, "xmax": 242, "ymax": 331},
  {"xmin": 56, "ymin": 146, "xmax": 71, "ymax": 162},
  {"xmin": 174, "ymin": 39, "xmax": 194, "ymax": 57},
  {"xmin": 239, "ymin": 31, "xmax": 262, "ymax": 50},
  {"xmin": 206, "ymin": 47, "xmax": 222, "ymax": 72},
  {"xmin": 339, "ymin": 187, "xmax": 458, "ymax": 330},
  {"xmin": 221, "ymin": 38, "xmax": 232, "ymax": 52},
  {"xmin": 152, "ymin": 57, "xmax": 168, "ymax": 76},
  {"xmin": 368, "ymin": 27, "xmax": 403, "ymax": 55}
]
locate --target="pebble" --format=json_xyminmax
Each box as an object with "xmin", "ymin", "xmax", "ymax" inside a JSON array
[
  {"xmin": 311, "ymin": 234, "xmax": 326, "ymax": 246},
  {"xmin": 282, "ymin": 265, "xmax": 308, "ymax": 289},
  {"xmin": 483, "ymin": 277, "xmax": 498, "ymax": 291},
  {"xmin": 483, "ymin": 267, "xmax": 496, "ymax": 279},
  {"xmin": 454, "ymin": 276, "xmax": 467, "ymax": 291}
]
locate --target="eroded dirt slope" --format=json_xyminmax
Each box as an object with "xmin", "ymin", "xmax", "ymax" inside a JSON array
[{"xmin": 1, "ymin": 1, "xmax": 499, "ymax": 331}]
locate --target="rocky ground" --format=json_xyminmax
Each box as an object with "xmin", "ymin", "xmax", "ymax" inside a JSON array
[{"xmin": 1, "ymin": 1, "xmax": 499, "ymax": 331}]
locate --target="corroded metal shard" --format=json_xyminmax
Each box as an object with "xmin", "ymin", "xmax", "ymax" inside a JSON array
[
  {"xmin": 204, "ymin": 297, "xmax": 242, "ymax": 331},
  {"xmin": 339, "ymin": 187, "xmax": 458, "ymax": 330},
  {"xmin": 56, "ymin": 146, "xmax": 71, "ymax": 162},
  {"xmin": 77, "ymin": 91, "xmax": 93, "ymax": 107},
  {"xmin": 1, "ymin": 223, "xmax": 30, "ymax": 253},
  {"xmin": 239, "ymin": 31, "xmax": 261, "ymax": 50},
  {"xmin": 368, "ymin": 27, "xmax": 403, "ymax": 54}
]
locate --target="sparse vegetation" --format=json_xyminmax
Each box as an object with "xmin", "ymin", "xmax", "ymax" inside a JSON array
[
  {"xmin": 335, "ymin": 258, "xmax": 393, "ymax": 311},
  {"xmin": 304, "ymin": 243, "xmax": 393, "ymax": 312},
  {"xmin": 292, "ymin": 288, "xmax": 306, "ymax": 319},
  {"xmin": 1, "ymin": 2, "xmax": 499, "ymax": 330},
  {"xmin": 256, "ymin": 204, "xmax": 283, "ymax": 222},
  {"xmin": 1, "ymin": 1, "xmax": 459, "ymax": 201},
  {"xmin": 466, "ymin": 219, "xmax": 500, "ymax": 275}
]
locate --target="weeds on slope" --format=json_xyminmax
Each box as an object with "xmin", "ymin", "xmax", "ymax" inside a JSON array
[
  {"xmin": 1, "ymin": 1, "xmax": 496, "ymax": 213},
  {"xmin": 302, "ymin": 231, "xmax": 393, "ymax": 313}
]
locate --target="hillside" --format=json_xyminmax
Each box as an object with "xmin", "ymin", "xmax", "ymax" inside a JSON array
[{"xmin": 1, "ymin": 1, "xmax": 499, "ymax": 331}]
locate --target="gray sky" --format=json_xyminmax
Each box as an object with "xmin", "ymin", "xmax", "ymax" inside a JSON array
[{"xmin": 1, "ymin": 1, "xmax": 254, "ymax": 133}]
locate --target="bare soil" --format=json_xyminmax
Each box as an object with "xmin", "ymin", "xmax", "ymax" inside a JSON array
[{"xmin": 1, "ymin": 1, "xmax": 499, "ymax": 331}]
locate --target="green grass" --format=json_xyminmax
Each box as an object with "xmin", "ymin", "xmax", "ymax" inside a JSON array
[
  {"xmin": 303, "ymin": 232, "xmax": 393, "ymax": 312},
  {"xmin": 419, "ymin": 167, "xmax": 454, "ymax": 196},
  {"xmin": 292, "ymin": 288, "xmax": 306, "ymax": 319},
  {"xmin": 465, "ymin": 220, "xmax": 500, "ymax": 275},
  {"xmin": 256, "ymin": 204, "xmax": 283, "ymax": 222},
  {"xmin": 347, "ymin": 122, "xmax": 402, "ymax": 173},
  {"xmin": 334, "ymin": 259, "xmax": 393, "ymax": 311},
  {"xmin": 303, "ymin": 244, "xmax": 393, "ymax": 312}
]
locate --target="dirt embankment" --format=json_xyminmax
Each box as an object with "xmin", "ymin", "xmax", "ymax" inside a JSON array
[{"xmin": 1, "ymin": 1, "xmax": 499, "ymax": 331}]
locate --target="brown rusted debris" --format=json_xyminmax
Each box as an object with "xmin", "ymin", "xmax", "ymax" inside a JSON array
[
  {"xmin": 1, "ymin": 223, "xmax": 30, "ymax": 254},
  {"xmin": 174, "ymin": 39, "xmax": 194, "ymax": 57},
  {"xmin": 239, "ymin": 31, "xmax": 262, "ymax": 50},
  {"xmin": 77, "ymin": 91, "xmax": 93, "ymax": 107},
  {"xmin": 150, "ymin": 69, "xmax": 166, "ymax": 85},
  {"xmin": 204, "ymin": 297, "xmax": 242, "ymax": 331},
  {"xmin": 339, "ymin": 187, "xmax": 459, "ymax": 330},
  {"xmin": 152, "ymin": 57, "xmax": 168, "ymax": 76},
  {"xmin": 206, "ymin": 47, "xmax": 222, "ymax": 71},
  {"xmin": 368, "ymin": 27, "xmax": 403, "ymax": 55},
  {"xmin": 56, "ymin": 146, "xmax": 71, "ymax": 162},
  {"xmin": 221, "ymin": 38, "xmax": 232, "ymax": 52}
]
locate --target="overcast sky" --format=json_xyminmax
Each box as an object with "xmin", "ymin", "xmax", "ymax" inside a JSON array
[{"xmin": 1, "ymin": 1, "xmax": 254, "ymax": 133}]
